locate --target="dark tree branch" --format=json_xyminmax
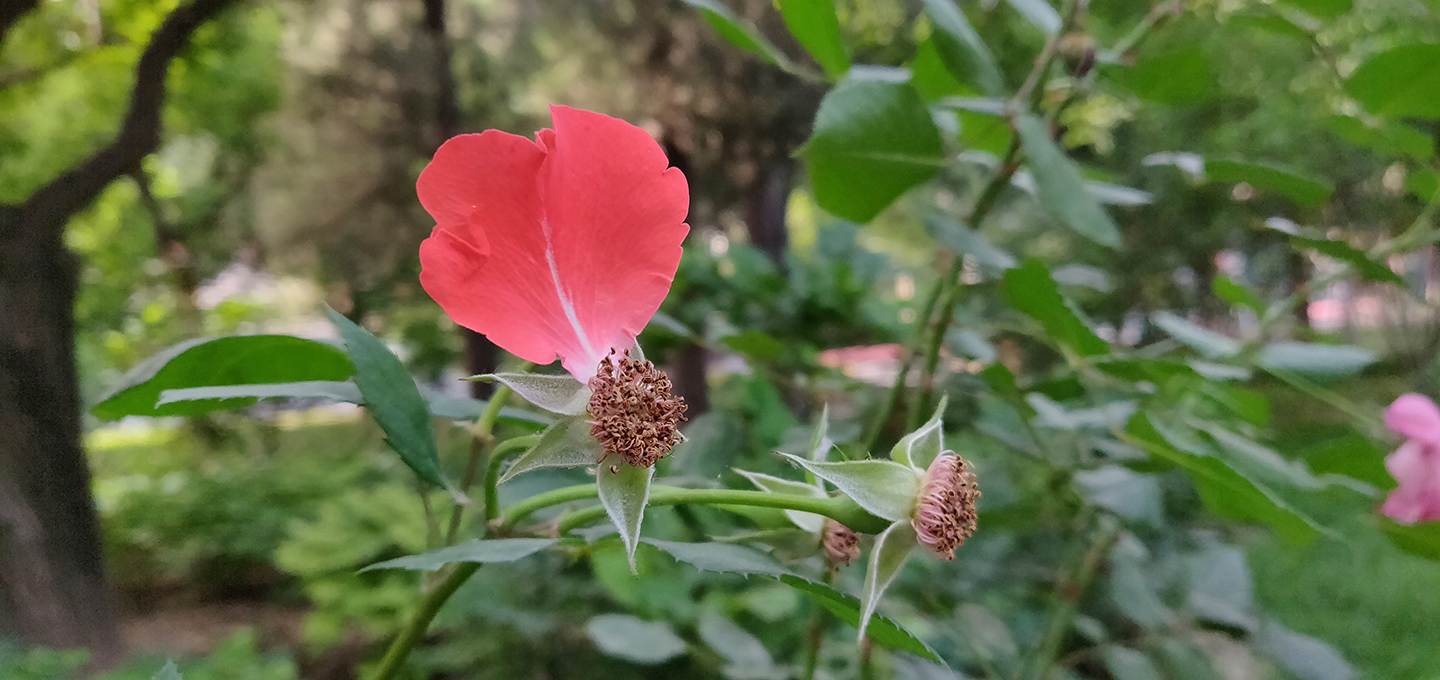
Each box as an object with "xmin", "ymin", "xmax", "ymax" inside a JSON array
[{"xmin": 12, "ymin": 0, "xmax": 241, "ymax": 240}]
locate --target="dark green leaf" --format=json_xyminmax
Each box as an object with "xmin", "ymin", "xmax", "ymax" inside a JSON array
[
  {"xmin": 1128, "ymin": 415, "xmax": 1321, "ymax": 544},
  {"xmin": 779, "ymin": 0, "xmax": 850, "ymax": 78},
  {"xmin": 1254, "ymin": 619, "xmax": 1357, "ymax": 680},
  {"xmin": 1111, "ymin": 46, "xmax": 1215, "ymax": 104},
  {"xmin": 1291, "ymin": 236, "xmax": 1402, "ymax": 284},
  {"xmin": 781, "ymin": 574, "xmax": 942, "ymax": 662},
  {"xmin": 1346, "ymin": 43, "xmax": 1440, "ymax": 120},
  {"xmin": 1380, "ymin": 519, "xmax": 1440, "ymax": 561},
  {"xmin": 798, "ymin": 68, "xmax": 945, "ymax": 223},
  {"xmin": 1300, "ymin": 433, "xmax": 1393, "ymax": 489},
  {"xmin": 1326, "ymin": 115, "xmax": 1434, "ymax": 161},
  {"xmin": 1014, "ymin": 115, "xmax": 1122, "ymax": 247},
  {"xmin": 910, "ymin": 36, "xmax": 971, "ymax": 101},
  {"xmin": 326, "ymin": 307, "xmax": 446, "ymax": 488},
  {"xmin": 1002, "ymin": 258, "xmax": 1109, "ymax": 356},
  {"xmin": 1212, "ymin": 276, "xmax": 1263, "ymax": 312},
  {"xmin": 643, "ymin": 538, "xmax": 793, "ymax": 577},
  {"xmin": 1228, "ymin": 13, "xmax": 1311, "ymax": 41},
  {"xmin": 920, "ymin": 0, "xmax": 1006, "ymax": 96},
  {"xmin": 92, "ymin": 335, "xmax": 354, "ymax": 420},
  {"xmin": 361, "ymin": 538, "xmax": 558, "ymax": 572},
  {"xmin": 682, "ymin": 0, "xmax": 794, "ymax": 70},
  {"xmin": 1408, "ymin": 168, "xmax": 1439, "ymax": 201},
  {"xmin": 1206, "ymin": 159, "xmax": 1333, "ymax": 206},
  {"xmin": 1277, "ymin": 0, "xmax": 1351, "ymax": 18},
  {"xmin": 722, "ymin": 330, "xmax": 786, "ymax": 360},
  {"xmin": 1256, "ymin": 342, "xmax": 1377, "ymax": 378}
]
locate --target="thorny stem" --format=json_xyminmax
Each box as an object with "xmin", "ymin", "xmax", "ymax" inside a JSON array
[
  {"xmin": 443, "ymin": 382, "xmax": 516, "ymax": 545},
  {"xmin": 858, "ymin": 636, "xmax": 876, "ymax": 680},
  {"xmin": 1024, "ymin": 513, "xmax": 1121, "ymax": 680},
  {"xmin": 909, "ymin": 137, "xmax": 1025, "ymax": 428},
  {"xmin": 369, "ymin": 561, "xmax": 482, "ymax": 680},
  {"xmin": 909, "ymin": 0, "xmax": 1083, "ymax": 432},
  {"xmin": 1111, "ymin": 0, "xmax": 1183, "ymax": 57},
  {"xmin": 484, "ymin": 434, "xmax": 543, "ymax": 523},
  {"xmin": 1008, "ymin": 0, "xmax": 1080, "ymax": 116}
]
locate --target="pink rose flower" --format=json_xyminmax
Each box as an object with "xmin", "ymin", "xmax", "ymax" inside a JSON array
[{"xmin": 1381, "ymin": 393, "xmax": 1440, "ymax": 524}]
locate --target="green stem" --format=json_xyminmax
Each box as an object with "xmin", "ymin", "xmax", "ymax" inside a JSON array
[
  {"xmin": 1024, "ymin": 516, "xmax": 1120, "ymax": 680},
  {"xmin": 368, "ymin": 562, "xmax": 482, "ymax": 680},
  {"xmin": 483, "ymin": 434, "xmax": 542, "ymax": 523},
  {"xmin": 500, "ymin": 484, "xmax": 890, "ymax": 536},
  {"xmin": 910, "ymin": 138, "xmax": 1024, "ymax": 426},
  {"xmin": 444, "ymin": 382, "xmax": 516, "ymax": 545}
]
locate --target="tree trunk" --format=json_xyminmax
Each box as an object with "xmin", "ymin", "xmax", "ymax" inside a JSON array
[
  {"xmin": 745, "ymin": 158, "xmax": 792, "ymax": 269},
  {"xmin": 0, "ymin": 0, "xmax": 238, "ymax": 660},
  {"xmin": 0, "ymin": 214, "xmax": 122, "ymax": 665},
  {"xmin": 422, "ymin": 0, "xmax": 498, "ymax": 395}
]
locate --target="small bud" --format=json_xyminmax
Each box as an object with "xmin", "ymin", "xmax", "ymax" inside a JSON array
[
  {"xmin": 586, "ymin": 349, "xmax": 687, "ymax": 468},
  {"xmin": 911, "ymin": 452, "xmax": 980, "ymax": 560},
  {"xmin": 822, "ymin": 518, "xmax": 861, "ymax": 567}
]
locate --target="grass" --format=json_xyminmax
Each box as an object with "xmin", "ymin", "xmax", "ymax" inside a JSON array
[{"xmin": 1247, "ymin": 511, "xmax": 1440, "ymax": 680}]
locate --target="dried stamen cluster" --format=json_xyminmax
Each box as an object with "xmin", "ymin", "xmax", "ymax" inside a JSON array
[
  {"xmin": 822, "ymin": 518, "xmax": 861, "ymax": 567},
  {"xmin": 587, "ymin": 349, "xmax": 687, "ymax": 468},
  {"xmin": 911, "ymin": 452, "xmax": 980, "ymax": 560}
]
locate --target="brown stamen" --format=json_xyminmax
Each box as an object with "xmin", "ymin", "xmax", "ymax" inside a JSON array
[
  {"xmin": 911, "ymin": 452, "xmax": 980, "ymax": 560},
  {"xmin": 586, "ymin": 349, "xmax": 687, "ymax": 468}
]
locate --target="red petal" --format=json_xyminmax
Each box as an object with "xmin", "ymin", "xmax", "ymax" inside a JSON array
[{"xmin": 417, "ymin": 108, "xmax": 689, "ymax": 381}]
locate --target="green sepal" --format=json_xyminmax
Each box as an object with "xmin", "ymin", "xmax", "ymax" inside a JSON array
[
  {"xmin": 468, "ymin": 373, "xmax": 590, "ymax": 416},
  {"xmin": 778, "ymin": 453, "xmax": 921, "ymax": 523},
  {"xmin": 858, "ymin": 520, "xmax": 917, "ymax": 642},
  {"xmin": 597, "ymin": 462, "xmax": 655, "ymax": 572},
  {"xmin": 497, "ymin": 417, "xmax": 602, "ymax": 484},
  {"xmin": 891, "ymin": 395, "xmax": 947, "ymax": 470}
]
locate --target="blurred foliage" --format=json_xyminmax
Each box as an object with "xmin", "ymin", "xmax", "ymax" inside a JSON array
[{"xmin": 6, "ymin": 0, "xmax": 1440, "ymax": 678}]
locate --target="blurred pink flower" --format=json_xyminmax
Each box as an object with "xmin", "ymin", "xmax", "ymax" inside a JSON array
[{"xmin": 1381, "ymin": 393, "xmax": 1440, "ymax": 524}]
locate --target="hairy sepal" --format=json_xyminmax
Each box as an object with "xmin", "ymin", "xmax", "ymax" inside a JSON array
[
  {"xmin": 778, "ymin": 453, "xmax": 921, "ymax": 523},
  {"xmin": 598, "ymin": 462, "xmax": 655, "ymax": 572},
  {"xmin": 497, "ymin": 417, "xmax": 602, "ymax": 484},
  {"xmin": 808, "ymin": 404, "xmax": 835, "ymax": 462},
  {"xmin": 891, "ymin": 396, "xmax": 947, "ymax": 470},
  {"xmin": 468, "ymin": 373, "xmax": 591, "ymax": 416},
  {"xmin": 858, "ymin": 520, "xmax": 917, "ymax": 642},
  {"xmin": 735, "ymin": 468, "xmax": 827, "ymax": 533}
]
